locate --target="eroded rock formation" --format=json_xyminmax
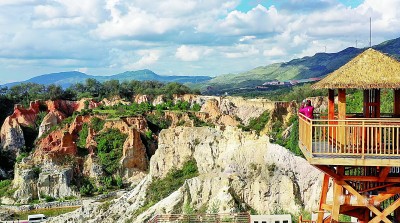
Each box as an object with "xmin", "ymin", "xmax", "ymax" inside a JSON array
[{"xmin": 48, "ymin": 126, "xmax": 322, "ymax": 223}]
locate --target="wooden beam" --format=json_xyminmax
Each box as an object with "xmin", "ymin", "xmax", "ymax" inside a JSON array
[
  {"xmin": 371, "ymin": 187, "xmax": 400, "ymax": 203},
  {"xmin": 318, "ymin": 174, "xmax": 330, "ymax": 223},
  {"xmin": 331, "ymin": 180, "xmax": 343, "ymax": 221},
  {"xmin": 339, "ymin": 181, "xmax": 391, "ymax": 223},
  {"xmin": 359, "ymin": 183, "xmax": 397, "ymax": 193},
  {"xmin": 321, "ymin": 203, "xmax": 332, "ymax": 211},
  {"xmin": 369, "ymin": 197, "xmax": 400, "ymax": 223},
  {"xmin": 315, "ymin": 165, "xmax": 342, "ymax": 180},
  {"xmin": 310, "ymin": 157, "xmax": 400, "ymax": 167},
  {"xmin": 379, "ymin": 167, "xmax": 391, "ymax": 182},
  {"xmin": 341, "ymin": 175, "xmax": 400, "ymax": 183}
]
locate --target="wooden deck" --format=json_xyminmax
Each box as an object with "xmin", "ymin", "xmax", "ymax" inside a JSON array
[{"xmin": 299, "ymin": 113, "xmax": 400, "ymax": 166}]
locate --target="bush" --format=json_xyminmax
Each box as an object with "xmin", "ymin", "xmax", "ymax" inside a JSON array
[
  {"xmin": 77, "ymin": 123, "xmax": 89, "ymax": 148},
  {"xmin": 80, "ymin": 178, "xmax": 96, "ymax": 196},
  {"xmin": 16, "ymin": 152, "xmax": 28, "ymax": 163},
  {"xmin": 192, "ymin": 103, "xmax": 201, "ymax": 112},
  {"xmin": 145, "ymin": 130, "xmax": 153, "ymax": 140},
  {"xmin": 115, "ymin": 175, "xmax": 123, "ymax": 189},
  {"xmin": 146, "ymin": 159, "xmax": 198, "ymax": 208},
  {"xmin": 95, "ymin": 129, "xmax": 128, "ymax": 175},
  {"xmin": 44, "ymin": 195, "xmax": 55, "ymax": 202},
  {"xmin": 0, "ymin": 180, "xmax": 15, "ymax": 197},
  {"xmin": 90, "ymin": 117, "xmax": 105, "ymax": 132}
]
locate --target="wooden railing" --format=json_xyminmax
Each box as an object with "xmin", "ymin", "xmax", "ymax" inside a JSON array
[
  {"xmin": 147, "ymin": 212, "xmax": 250, "ymax": 223},
  {"xmin": 299, "ymin": 113, "xmax": 400, "ymax": 158}
]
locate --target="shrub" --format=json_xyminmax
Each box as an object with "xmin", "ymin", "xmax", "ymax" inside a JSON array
[
  {"xmin": 136, "ymin": 159, "xmax": 199, "ymax": 216},
  {"xmin": 145, "ymin": 130, "xmax": 153, "ymax": 140},
  {"xmin": 192, "ymin": 103, "xmax": 201, "ymax": 112},
  {"xmin": 0, "ymin": 180, "xmax": 16, "ymax": 197},
  {"xmin": 16, "ymin": 152, "xmax": 28, "ymax": 163},
  {"xmin": 90, "ymin": 117, "xmax": 105, "ymax": 132},
  {"xmin": 77, "ymin": 123, "xmax": 89, "ymax": 148},
  {"xmin": 44, "ymin": 195, "xmax": 55, "ymax": 202},
  {"xmin": 95, "ymin": 129, "xmax": 128, "ymax": 175},
  {"xmin": 115, "ymin": 175, "xmax": 123, "ymax": 189},
  {"xmin": 80, "ymin": 178, "xmax": 96, "ymax": 196}
]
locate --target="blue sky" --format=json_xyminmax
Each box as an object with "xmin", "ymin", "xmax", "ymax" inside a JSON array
[{"xmin": 0, "ymin": 0, "xmax": 399, "ymax": 84}]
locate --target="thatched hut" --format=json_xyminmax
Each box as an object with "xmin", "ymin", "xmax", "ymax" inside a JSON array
[
  {"xmin": 298, "ymin": 48, "xmax": 400, "ymax": 223},
  {"xmin": 312, "ymin": 48, "xmax": 400, "ymax": 119}
]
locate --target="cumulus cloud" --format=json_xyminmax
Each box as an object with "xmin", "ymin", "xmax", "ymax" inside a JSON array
[
  {"xmin": 109, "ymin": 49, "xmax": 161, "ymax": 70},
  {"xmin": 175, "ymin": 45, "xmax": 213, "ymax": 61},
  {"xmin": 216, "ymin": 5, "xmax": 287, "ymax": 35},
  {"xmin": 3, "ymin": 0, "xmax": 400, "ymax": 84},
  {"xmin": 263, "ymin": 47, "xmax": 286, "ymax": 57},
  {"xmin": 224, "ymin": 44, "xmax": 259, "ymax": 58}
]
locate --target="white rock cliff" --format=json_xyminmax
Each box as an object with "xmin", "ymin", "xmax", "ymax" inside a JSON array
[{"xmin": 49, "ymin": 126, "xmax": 323, "ymax": 223}]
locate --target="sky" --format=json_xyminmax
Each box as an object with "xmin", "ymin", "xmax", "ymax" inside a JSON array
[{"xmin": 0, "ymin": 0, "xmax": 399, "ymax": 84}]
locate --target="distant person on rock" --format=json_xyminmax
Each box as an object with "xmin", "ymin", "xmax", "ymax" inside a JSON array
[{"xmin": 299, "ymin": 99, "xmax": 314, "ymax": 119}]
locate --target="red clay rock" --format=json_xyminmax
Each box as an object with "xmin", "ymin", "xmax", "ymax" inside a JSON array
[{"xmin": 10, "ymin": 101, "xmax": 41, "ymax": 127}]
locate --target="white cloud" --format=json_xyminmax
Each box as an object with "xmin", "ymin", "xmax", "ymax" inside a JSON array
[
  {"xmin": 175, "ymin": 45, "xmax": 213, "ymax": 61},
  {"xmin": 263, "ymin": 47, "xmax": 286, "ymax": 57},
  {"xmin": 215, "ymin": 5, "xmax": 287, "ymax": 35},
  {"xmin": 32, "ymin": 0, "xmax": 104, "ymax": 28},
  {"xmin": 0, "ymin": 0, "xmax": 35, "ymax": 6},
  {"xmin": 224, "ymin": 44, "xmax": 259, "ymax": 58},
  {"xmin": 109, "ymin": 49, "xmax": 161, "ymax": 70},
  {"xmin": 3, "ymin": 0, "xmax": 400, "ymax": 84},
  {"xmin": 94, "ymin": 6, "xmax": 179, "ymax": 39},
  {"xmin": 239, "ymin": 35, "xmax": 256, "ymax": 42}
]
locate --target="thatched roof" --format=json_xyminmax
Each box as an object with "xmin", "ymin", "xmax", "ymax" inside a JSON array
[{"xmin": 312, "ymin": 48, "xmax": 400, "ymax": 89}]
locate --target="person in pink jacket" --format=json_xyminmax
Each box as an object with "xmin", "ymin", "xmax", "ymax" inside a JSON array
[{"xmin": 299, "ymin": 100, "xmax": 314, "ymax": 119}]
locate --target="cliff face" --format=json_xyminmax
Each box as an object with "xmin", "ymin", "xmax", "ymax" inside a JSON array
[
  {"xmin": 0, "ymin": 101, "xmax": 41, "ymax": 154},
  {"xmin": 48, "ymin": 126, "xmax": 322, "ymax": 223},
  {"xmin": 0, "ymin": 117, "xmax": 25, "ymax": 155},
  {"xmin": 0, "ymin": 95, "xmax": 304, "ymax": 210}
]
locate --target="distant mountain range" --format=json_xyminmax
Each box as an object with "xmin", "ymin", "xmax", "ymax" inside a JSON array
[
  {"xmin": 3, "ymin": 37, "xmax": 400, "ymax": 93},
  {"xmin": 197, "ymin": 37, "xmax": 400, "ymax": 93},
  {"xmin": 2, "ymin": 69, "xmax": 212, "ymax": 88}
]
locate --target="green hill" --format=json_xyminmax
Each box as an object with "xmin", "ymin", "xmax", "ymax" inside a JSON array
[{"xmin": 200, "ymin": 37, "xmax": 400, "ymax": 94}]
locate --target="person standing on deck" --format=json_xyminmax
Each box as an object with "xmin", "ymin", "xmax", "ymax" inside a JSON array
[{"xmin": 299, "ymin": 99, "xmax": 314, "ymax": 119}]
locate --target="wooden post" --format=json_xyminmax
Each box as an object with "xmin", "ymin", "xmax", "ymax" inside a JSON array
[
  {"xmin": 338, "ymin": 89, "xmax": 346, "ymax": 151},
  {"xmin": 331, "ymin": 181, "xmax": 343, "ymax": 222},
  {"xmin": 338, "ymin": 89, "xmax": 346, "ymax": 119},
  {"xmin": 375, "ymin": 89, "xmax": 381, "ymax": 118},
  {"xmin": 394, "ymin": 89, "xmax": 400, "ymax": 117},
  {"xmin": 317, "ymin": 174, "xmax": 330, "ymax": 223},
  {"xmin": 328, "ymin": 89, "xmax": 335, "ymax": 120},
  {"xmin": 364, "ymin": 90, "xmax": 370, "ymax": 117},
  {"xmin": 328, "ymin": 89, "xmax": 335, "ymax": 144}
]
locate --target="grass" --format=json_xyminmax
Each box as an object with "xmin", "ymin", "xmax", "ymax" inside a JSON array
[
  {"xmin": 13, "ymin": 206, "xmax": 80, "ymax": 220},
  {"xmin": 93, "ymin": 109, "xmax": 117, "ymax": 115}
]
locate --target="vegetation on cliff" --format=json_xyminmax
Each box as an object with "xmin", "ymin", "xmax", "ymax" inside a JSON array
[
  {"xmin": 133, "ymin": 159, "xmax": 199, "ymax": 218},
  {"xmin": 96, "ymin": 129, "xmax": 128, "ymax": 175}
]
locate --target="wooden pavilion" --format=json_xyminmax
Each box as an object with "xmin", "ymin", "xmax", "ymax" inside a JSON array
[{"xmin": 298, "ymin": 48, "xmax": 400, "ymax": 223}]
